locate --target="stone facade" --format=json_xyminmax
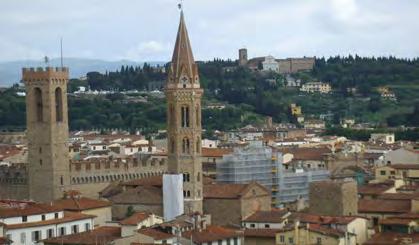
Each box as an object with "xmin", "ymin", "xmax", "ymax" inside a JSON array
[
  {"xmin": 165, "ymin": 11, "xmax": 203, "ymax": 214},
  {"xmin": 309, "ymin": 180, "xmax": 358, "ymax": 216},
  {"xmin": 239, "ymin": 48, "xmax": 248, "ymax": 66},
  {"xmin": 23, "ymin": 67, "xmax": 71, "ymax": 202}
]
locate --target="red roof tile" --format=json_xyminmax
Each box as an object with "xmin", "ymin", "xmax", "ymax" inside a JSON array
[
  {"xmin": 182, "ymin": 225, "xmax": 242, "ymax": 244},
  {"xmin": 120, "ymin": 212, "xmax": 151, "ymax": 226},
  {"xmin": 243, "ymin": 209, "xmax": 289, "ymax": 223},
  {"xmin": 52, "ymin": 197, "xmax": 111, "ymax": 211},
  {"xmin": 204, "ymin": 182, "xmax": 269, "ymax": 199},
  {"xmin": 0, "ymin": 201, "xmax": 62, "ymax": 218},
  {"xmin": 137, "ymin": 228, "xmax": 175, "ymax": 240},
  {"xmin": 6, "ymin": 211, "xmax": 95, "ymax": 229},
  {"xmin": 364, "ymin": 232, "xmax": 419, "ymax": 245},
  {"xmin": 42, "ymin": 226, "xmax": 121, "ymax": 245},
  {"xmin": 201, "ymin": 148, "xmax": 232, "ymax": 158},
  {"xmin": 358, "ymin": 199, "xmax": 411, "ymax": 214}
]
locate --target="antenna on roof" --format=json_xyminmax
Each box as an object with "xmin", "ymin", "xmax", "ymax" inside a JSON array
[{"xmin": 60, "ymin": 37, "xmax": 64, "ymax": 68}]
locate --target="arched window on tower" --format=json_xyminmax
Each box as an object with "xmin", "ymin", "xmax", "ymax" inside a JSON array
[
  {"xmin": 170, "ymin": 104, "xmax": 175, "ymax": 126},
  {"xmin": 182, "ymin": 137, "xmax": 190, "ymax": 154},
  {"xmin": 196, "ymin": 104, "xmax": 200, "ymax": 127},
  {"xmin": 181, "ymin": 105, "xmax": 190, "ymax": 127},
  {"xmin": 55, "ymin": 87, "xmax": 63, "ymax": 122},
  {"xmin": 34, "ymin": 88, "xmax": 43, "ymax": 122},
  {"xmin": 196, "ymin": 137, "xmax": 201, "ymax": 153},
  {"xmin": 170, "ymin": 138, "xmax": 175, "ymax": 154}
]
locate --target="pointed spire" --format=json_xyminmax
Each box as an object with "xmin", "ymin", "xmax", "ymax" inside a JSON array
[{"xmin": 170, "ymin": 10, "xmax": 196, "ymax": 80}]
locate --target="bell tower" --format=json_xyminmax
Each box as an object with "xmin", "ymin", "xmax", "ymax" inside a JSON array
[
  {"xmin": 165, "ymin": 10, "xmax": 203, "ymax": 213},
  {"xmin": 23, "ymin": 67, "xmax": 71, "ymax": 202}
]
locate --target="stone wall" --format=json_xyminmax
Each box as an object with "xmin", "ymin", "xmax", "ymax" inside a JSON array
[
  {"xmin": 309, "ymin": 180, "xmax": 358, "ymax": 216},
  {"xmin": 204, "ymin": 198, "xmax": 242, "ymax": 226}
]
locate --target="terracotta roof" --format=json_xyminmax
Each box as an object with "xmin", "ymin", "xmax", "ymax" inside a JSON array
[
  {"xmin": 137, "ymin": 228, "xmax": 175, "ymax": 240},
  {"xmin": 392, "ymin": 213, "xmax": 419, "ymax": 219},
  {"xmin": 358, "ymin": 183, "xmax": 393, "ymax": 195},
  {"xmin": 204, "ymin": 182, "xmax": 269, "ymax": 199},
  {"xmin": 307, "ymin": 224, "xmax": 345, "ymax": 238},
  {"xmin": 243, "ymin": 209, "xmax": 289, "ymax": 223},
  {"xmin": 108, "ymin": 186, "xmax": 162, "ymax": 205},
  {"xmin": 52, "ymin": 197, "xmax": 111, "ymax": 211},
  {"xmin": 201, "ymin": 148, "xmax": 232, "ymax": 158},
  {"xmin": 123, "ymin": 176, "xmax": 163, "ymax": 187},
  {"xmin": 0, "ymin": 201, "xmax": 62, "ymax": 218},
  {"xmin": 182, "ymin": 225, "xmax": 242, "ymax": 244},
  {"xmin": 288, "ymin": 213, "xmax": 359, "ymax": 225},
  {"xmin": 358, "ymin": 199, "xmax": 411, "ymax": 213},
  {"xmin": 278, "ymin": 147, "xmax": 331, "ymax": 161},
  {"xmin": 0, "ymin": 145, "xmax": 22, "ymax": 160},
  {"xmin": 42, "ymin": 226, "xmax": 121, "ymax": 245},
  {"xmin": 364, "ymin": 232, "xmax": 419, "ymax": 245},
  {"xmin": 243, "ymin": 229, "xmax": 280, "ymax": 238},
  {"xmin": 378, "ymin": 193, "xmax": 419, "ymax": 200},
  {"xmin": 120, "ymin": 212, "xmax": 151, "ymax": 226},
  {"xmin": 6, "ymin": 211, "xmax": 95, "ymax": 229}
]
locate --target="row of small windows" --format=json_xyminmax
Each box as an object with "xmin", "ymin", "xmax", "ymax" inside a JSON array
[
  {"xmin": 17, "ymin": 223, "xmax": 90, "ymax": 243},
  {"xmin": 170, "ymin": 137, "xmax": 201, "ymax": 154},
  {"xmin": 71, "ymin": 171, "xmax": 164, "ymax": 184},
  {"xmin": 183, "ymin": 172, "xmax": 201, "ymax": 182},
  {"xmin": 183, "ymin": 189, "xmax": 201, "ymax": 198},
  {"xmin": 34, "ymin": 87, "xmax": 63, "ymax": 123}
]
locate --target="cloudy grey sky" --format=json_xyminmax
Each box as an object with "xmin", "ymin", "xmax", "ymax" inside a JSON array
[{"xmin": 1, "ymin": 0, "xmax": 418, "ymax": 62}]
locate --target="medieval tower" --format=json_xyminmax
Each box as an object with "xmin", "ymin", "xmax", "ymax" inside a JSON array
[
  {"xmin": 239, "ymin": 48, "xmax": 248, "ymax": 66},
  {"xmin": 165, "ymin": 11, "xmax": 203, "ymax": 214},
  {"xmin": 23, "ymin": 67, "xmax": 71, "ymax": 202}
]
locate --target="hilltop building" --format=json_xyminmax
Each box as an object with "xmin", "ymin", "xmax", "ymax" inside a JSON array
[{"xmin": 239, "ymin": 48, "xmax": 315, "ymax": 74}]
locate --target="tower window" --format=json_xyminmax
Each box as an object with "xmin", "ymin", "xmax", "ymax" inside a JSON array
[
  {"xmin": 196, "ymin": 137, "xmax": 201, "ymax": 153},
  {"xmin": 181, "ymin": 106, "xmax": 190, "ymax": 127},
  {"xmin": 55, "ymin": 87, "xmax": 63, "ymax": 122},
  {"xmin": 170, "ymin": 139, "xmax": 175, "ymax": 154},
  {"xmin": 196, "ymin": 104, "xmax": 200, "ymax": 127},
  {"xmin": 34, "ymin": 87, "xmax": 43, "ymax": 122},
  {"xmin": 182, "ymin": 138, "xmax": 190, "ymax": 154}
]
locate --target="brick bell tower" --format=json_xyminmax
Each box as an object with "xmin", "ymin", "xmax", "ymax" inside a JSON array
[
  {"xmin": 23, "ymin": 67, "xmax": 71, "ymax": 202},
  {"xmin": 165, "ymin": 10, "xmax": 203, "ymax": 214}
]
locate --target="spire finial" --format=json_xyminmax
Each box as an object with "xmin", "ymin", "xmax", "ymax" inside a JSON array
[{"xmin": 178, "ymin": 0, "xmax": 183, "ymax": 11}]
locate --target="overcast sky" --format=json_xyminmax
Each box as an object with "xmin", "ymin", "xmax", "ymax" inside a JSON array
[{"xmin": 1, "ymin": 0, "xmax": 418, "ymax": 62}]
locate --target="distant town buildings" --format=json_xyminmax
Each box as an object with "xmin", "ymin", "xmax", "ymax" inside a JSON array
[{"xmin": 300, "ymin": 81, "xmax": 332, "ymax": 94}]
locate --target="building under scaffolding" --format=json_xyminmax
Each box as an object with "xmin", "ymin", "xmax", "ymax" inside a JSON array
[{"xmin": 216, "ymin": 141, "xmax": 329, "ymax": 207}]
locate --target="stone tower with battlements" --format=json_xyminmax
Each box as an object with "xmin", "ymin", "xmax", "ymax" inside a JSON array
[
  {"xmin": 165, "ymin": 11, "xmax": 203, "ymax": 214},
  {"xmin": 23, "ymin": 67, "xmax": 71, "ymax": 202},
  {"xmin": 239, "ymin": 48, "xmax": 248, "ymax": 66}
]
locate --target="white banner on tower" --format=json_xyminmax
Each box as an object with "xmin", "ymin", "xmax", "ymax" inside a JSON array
[{"xmin": 163, "ymin": 174, "xmax": 184, "ymax": 221}]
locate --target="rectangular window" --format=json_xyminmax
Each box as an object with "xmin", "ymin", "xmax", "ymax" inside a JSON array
[
  {"xmin": 227, "ymin": 239, "xmax": 231, "ymax": 245},
  {"xmin": 85, "ymin": 223, "xmax": 90, "ymax": 231},
  {"xmin": 218, "ymin": 240, "xmax": 222, "ymax": 245},
  {"xmin": 72, "ymin": 224, "xmax": 79, "ymax": 234},
  {"xmin": 265, "ymin": 224, "xmax": 270, "ymax": 228},
  {"xmin": 42, "ymin": 214, "xmax": 46, "ymax": 221},
  {"xmin": 380, "ymin": 170, "xmax": 386, "ymax": 175},
  {"xmin": 233, "ymin": 238, "xmax": 238, "ymax": 245},
  {"xmin": 390, "ymin": 171, "xmax": 396, "ymax": 175},
  {"xmin": 55, "ymin": 212, "xmax": 59, "ymax": 219},
  {"xmin": 289, "ymin": 237, "xmax": 294, "ymax": 244},
  {"xmin": 280, "ymin": 235, "xmax": 285, "ymax": 242},
  {"xmin": 20, "ymin": 233, "xmax": 26, "ymax": 243},
  {"xmin": 59, "ymin": 227, "xmax": 66, "ymax": 236},
  {"xmin": 47, "ymin": 229, "xmax": 54, "ymax": 238},
  {"xmin": 250, "ymin": 223, "xmax": 255, "ymax": 228},
  {"xmin": 32, "ymin": 231, "xmax": 41, "ymax": 241},
  {"xmin": 22, "ymin": 216, "xmax": 27, "ymax": 222}
]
